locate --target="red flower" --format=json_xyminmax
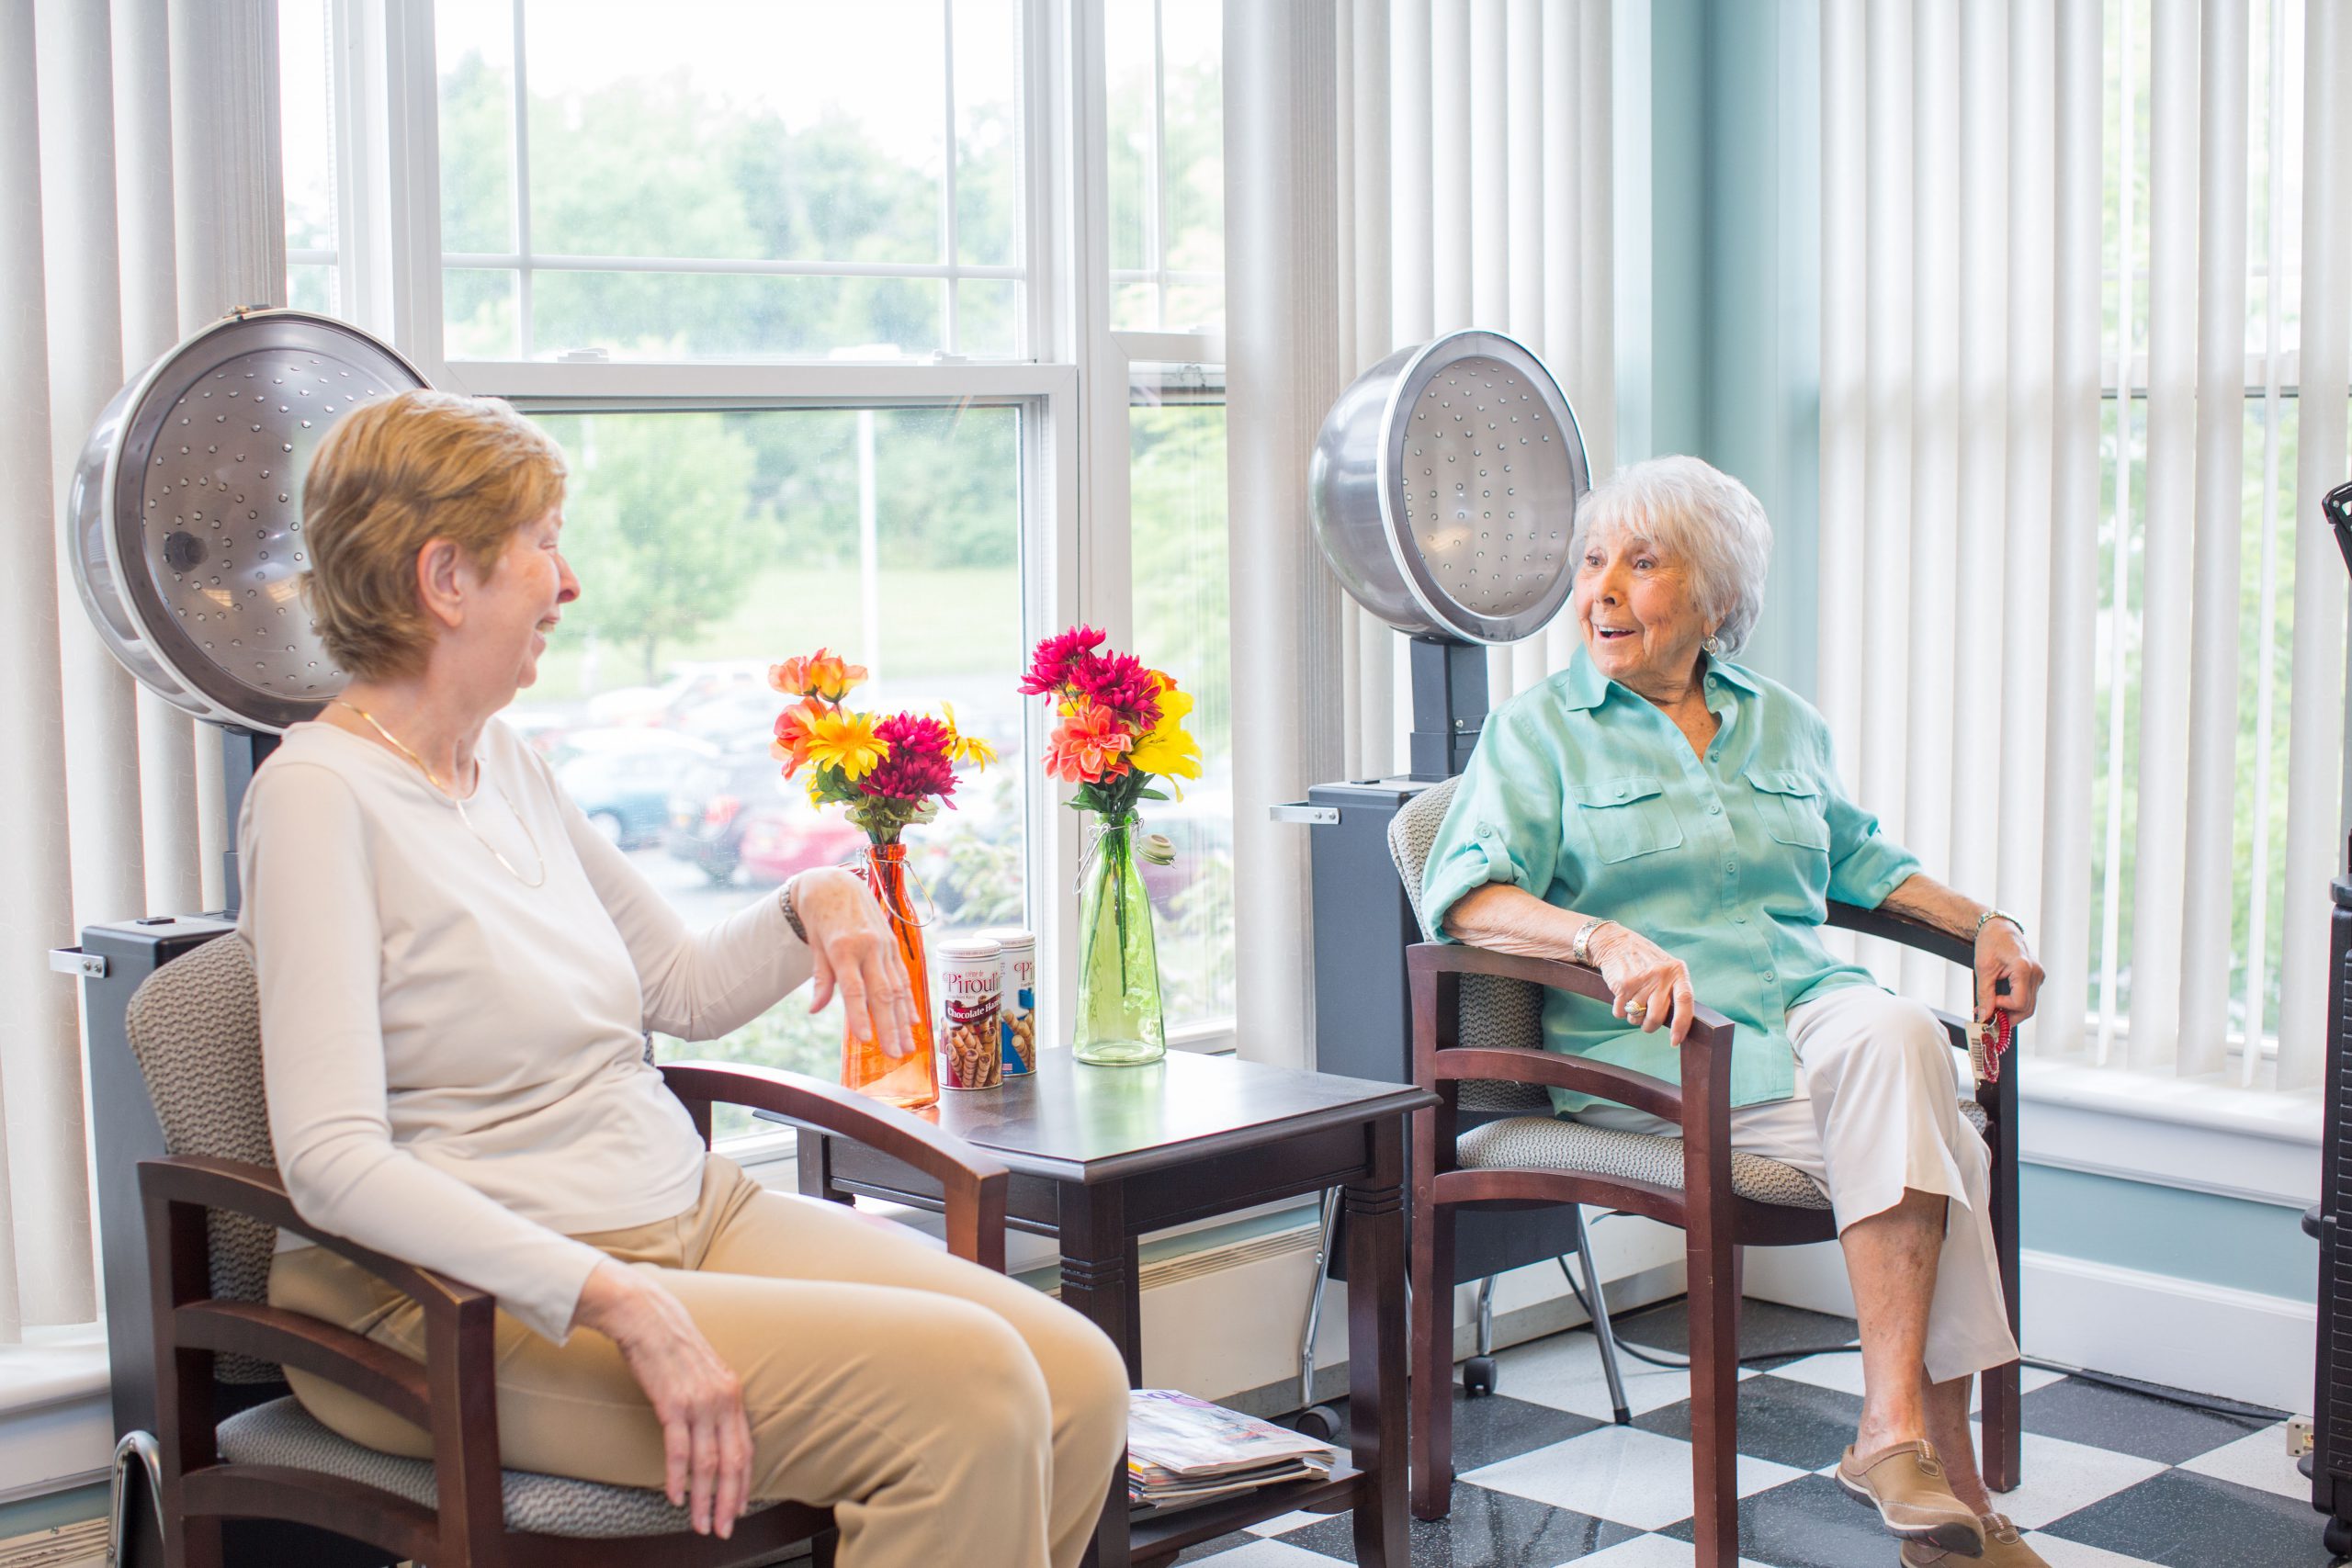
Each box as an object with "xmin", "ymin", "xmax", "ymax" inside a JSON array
[
  {"xmin": 862, "ymin": 712, "xmax": 958, "ymax": 803},
  {"xmin": 1069, "ymin": 649, "xmax": 1162, "ymax": 728},
  {"xmin": 1021, "ymin": 625, "xmax": 1108, "ymax": 695}
]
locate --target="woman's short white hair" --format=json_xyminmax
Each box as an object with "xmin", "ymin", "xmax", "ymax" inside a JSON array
[{"xmin": 1569, "ymin": 455, "xmax": 1773, "ymax": 656}]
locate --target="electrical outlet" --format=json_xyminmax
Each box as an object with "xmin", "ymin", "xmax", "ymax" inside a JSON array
[{"xmin": 2290, "ymin": 1416, "xmax": 2315, "ymax": 1458}]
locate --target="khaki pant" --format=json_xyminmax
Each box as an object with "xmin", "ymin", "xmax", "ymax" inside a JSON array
[
  {"xmin": 1578, "ymin": 986, "xmax": 2020, "ymax": 1385},
  {"xmin": 270, "ymin": 1157, "xmax": 1129, "ymax": 1568}
]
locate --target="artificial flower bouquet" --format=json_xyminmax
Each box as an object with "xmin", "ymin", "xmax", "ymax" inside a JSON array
[
  {"xmin": 1021, "ymin": 626, "xmax": 1202, "ymax": 1065},
  {"xmin": 768, "ymin": 648, "xmax": 994, "ymax": 1109}
]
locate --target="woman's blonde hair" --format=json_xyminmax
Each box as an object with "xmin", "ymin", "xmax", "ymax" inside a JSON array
[{"xmin": 301, "ymin": 389, "xmax": 567, "ymax": 679}]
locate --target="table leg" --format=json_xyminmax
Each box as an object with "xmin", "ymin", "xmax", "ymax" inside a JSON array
[
  {"xmin": 1346, "ymin": 1117, "xmax": 1409, "ymax": 1568},
  {"xmin": 1060, "ymin": 1183, "xmax": 1136, "ymax": 1568}
]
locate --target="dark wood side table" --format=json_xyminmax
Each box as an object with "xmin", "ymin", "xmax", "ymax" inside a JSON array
[{"xmin": 785, "ymin": 1047, "xmax": 1435, "ymax": 1568}]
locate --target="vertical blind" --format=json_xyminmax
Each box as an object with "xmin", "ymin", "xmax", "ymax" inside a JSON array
[
  {"xmin": 1333, "ymin": 0, "xmax": 1617, "ymax": 781},
  {"xmin": 1818, "ymin": 0, "xmax": 2352, "ymax": 1091},
  {"xmin": 0, "ymin": 0, "xmax": 283, "ymax": 1343}
]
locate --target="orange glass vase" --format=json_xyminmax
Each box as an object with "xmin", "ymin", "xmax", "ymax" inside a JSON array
[{"xmin": 840, "ymin": 841, "xmax": 939, "ymax": 1111}]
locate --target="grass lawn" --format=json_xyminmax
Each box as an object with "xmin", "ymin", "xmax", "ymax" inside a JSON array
[{"xmin": 533, "ymin": 565, "xmax": 1024, "ymax": 701}]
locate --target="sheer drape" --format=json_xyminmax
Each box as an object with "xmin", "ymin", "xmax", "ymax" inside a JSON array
[
  {"xmin": 0, "ymin": 0, "xmax": 282, "ymax": 1342},
  {"xmin": 1817, "ymin": 0, "xmax": 2352, "ymax": 1090}
]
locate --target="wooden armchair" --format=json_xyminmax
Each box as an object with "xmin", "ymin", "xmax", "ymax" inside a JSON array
[
  {"xmin": 1387, "ymin": 775, "xmax": 2020, "ymax": 1568},
  {"xmin": 124, "ymin": 931, "xmax": 1008, "ymax": 1568}
]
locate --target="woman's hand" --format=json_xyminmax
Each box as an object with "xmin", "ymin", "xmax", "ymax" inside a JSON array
[
  {"xmin": 572, "ymin": 1260, "xmax": 751, "ymax": 1537},
  {"xmin": 1590, "ymin": 923, "xmax": 1700, "ymax": 1045},
  {"xmin": 1975, "ymin": 919, "xmax": 2044, "ymax": 1025},
  {"xmin": 791, "ymin": 867, "xmax": 918, "ymax": 1057}
]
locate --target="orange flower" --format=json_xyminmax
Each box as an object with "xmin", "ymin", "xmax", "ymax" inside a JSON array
[
  {"xmin": 1045, "ymin": 701, "xmax": 1136, "ymax": 784},
  {"xmin": 768, "ymin": 647, "xmax": 868, "ymax": 701},
  {"xmin": 768, "ymin": 696, "xmax": 829, "ymax": 777}
]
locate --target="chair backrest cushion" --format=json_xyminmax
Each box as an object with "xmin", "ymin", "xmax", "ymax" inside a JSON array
[
  {"xmin": 1385, "ymin": 774, "xmax": 1552, "ymax": 1111},
  {"xmin": 124, "ymin": 933, "xmax": 281, "ymax": 1378}
]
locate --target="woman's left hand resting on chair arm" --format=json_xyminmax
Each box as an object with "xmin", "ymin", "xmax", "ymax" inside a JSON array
[{"xmin": 1876, "ymin": 872, "xmax": 2045, "ymax": 1024}]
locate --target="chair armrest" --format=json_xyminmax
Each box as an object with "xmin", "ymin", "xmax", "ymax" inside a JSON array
[
  {"xmin": 1404, "ymin": 942, "xmax": 1735, "ymax": 1126},
  {"xmin": 1826, "ymin": 899, "xmax": 1973, "ymax": 969},
  {"xmin": 138, "ymin": 1153, "xmax": 503, "ymax": 1535},
  {"xmin": 139, "ymin": 1155, "xmax": 486, "ymax": 1315},
  {"xmin": 662, "ymin": 1061, "xmax": 1011, "ymax": 1273}
]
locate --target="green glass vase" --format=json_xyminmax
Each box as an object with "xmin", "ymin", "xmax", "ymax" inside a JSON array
[{"xmin": 1072, "ymin": 813, "xmax": 1168, "ymax": 1066}]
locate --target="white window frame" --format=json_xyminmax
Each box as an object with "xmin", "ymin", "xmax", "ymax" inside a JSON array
[{"xmin": 320, "ymin": 0, "xmax": 1235, "ymax": 1060}]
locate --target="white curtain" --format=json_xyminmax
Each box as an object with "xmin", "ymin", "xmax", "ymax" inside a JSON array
[
  {"xmin": 1332, "ymin": 0, "xmax": 1617, "ymax": 781},
  {"xmin": 1818, "ymin": 0, "xmax": 2352, "ymax": 1090},
  {"xmin": 0, "ymin": 0, "xmax": 283, "ymax": 1343}
]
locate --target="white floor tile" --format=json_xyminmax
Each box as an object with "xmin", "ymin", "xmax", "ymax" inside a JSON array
[
  {"xmin": 1462, "ymin": 1423, "xmax": 1810, "ymax": 1533},
  {"xmin": 1491, "ymin": 1329, "xmax": 1756, "ymax": 1421},
  {"xmin": 1764, "ymin": 1349, "xmax": 2065, "ymax": 1410},
  {"xmin": 1965, "ymin": 1425, "xmax": 2168, "ymax": 1531},
  {"xmin": 1759, "ymin": 1349, "xmax": 1868, "ymax": 1397},
  {"xmin": 2017, "ymin": 1531, "xmax": 2165, "ymax": 1567},
  {"xmin": 1242, "ymin": 1509, "xmax": 1324, "ymax": 1537},
  {"xmin": 1562, "ymin": 1533, "xmax": 1776, "ymax": 1568},
  {"xmin": 2175, "ymin": 1421, "xmax": 2309, "ymax": 1502},
  {"xmin": 1179, "ymin": 1538, "xmax": 1337, "ymax": 1567}
]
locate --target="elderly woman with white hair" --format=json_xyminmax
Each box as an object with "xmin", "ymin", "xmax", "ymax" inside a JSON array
[{"xmin": 1419, "ymin": 455, "xmax": 2046, "ymax": 1568}]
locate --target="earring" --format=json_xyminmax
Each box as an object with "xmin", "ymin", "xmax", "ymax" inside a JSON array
[{"xmin": 1703, "ymin": 635, "xmax": 1724, "ymax": 657}]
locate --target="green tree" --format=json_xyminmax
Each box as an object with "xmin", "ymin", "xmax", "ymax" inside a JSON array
[{"xmin": 544, "ymin": 412, "xmax": 769, "ymax": 682}]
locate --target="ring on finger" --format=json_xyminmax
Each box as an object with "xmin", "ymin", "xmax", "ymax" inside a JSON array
[{"xmin": 1626, "ymin": 1001, "xmax": 1647, "ymax": 1021}]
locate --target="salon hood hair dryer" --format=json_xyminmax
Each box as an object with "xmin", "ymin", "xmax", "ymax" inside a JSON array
[
  {"xmin": 50, "ymin": 309, "xmax": 425, "ymax": 1568},
  {"xmin": 1276, "ymin": 330, "xmax": 1617, "ymax": 1433}
]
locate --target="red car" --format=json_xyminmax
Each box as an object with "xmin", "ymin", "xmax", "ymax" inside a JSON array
[{"xmin": 666, "ymin": 754, "xmax": 865, "ymax": 887}]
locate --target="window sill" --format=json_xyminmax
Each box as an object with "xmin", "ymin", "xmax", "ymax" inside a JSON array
[
  {"xmin": 2016, "ymin": 1056, "xmax": 2321, "ymax": 1209},
  {"xmin": 0, "ymin": 1324, "xmax": 112, "ymax": 1505}
]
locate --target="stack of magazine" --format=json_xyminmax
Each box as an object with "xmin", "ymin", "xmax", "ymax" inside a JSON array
[{"xmin": 1126, "ymin": 1389, "xmax": 1340, "ymax": 1511}]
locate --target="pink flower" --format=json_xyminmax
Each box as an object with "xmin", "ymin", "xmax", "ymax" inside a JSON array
[
  {"xmin": 1069, "ymin": 649, "xmax": 1162, "ymax": 728},
  {"xmin": 1021, "ymin": 625, "xmax": 1108, "ymax": 695},
  {"xmin": 861, "ymin": 712, "xmax": 958, "ymax": 803}
]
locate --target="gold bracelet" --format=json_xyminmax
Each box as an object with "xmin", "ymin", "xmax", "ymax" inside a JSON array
[
  {"xmin": 1973, "ymin": 908, "xmax": 2024, "ymax": 943},
  {"xmin": 1570, "ymin": 918, "xmax": 1611, "ymax": 966}
]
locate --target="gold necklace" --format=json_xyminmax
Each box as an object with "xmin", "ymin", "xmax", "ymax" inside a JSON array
[{"xmin": 333, "ymin": 700, "xmax": 548, "ymax": 888}]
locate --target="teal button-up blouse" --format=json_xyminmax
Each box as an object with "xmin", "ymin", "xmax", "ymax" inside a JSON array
[{"xmin": 1419, "ymin": 648, "xmax": 1922, "ymax": 1111}]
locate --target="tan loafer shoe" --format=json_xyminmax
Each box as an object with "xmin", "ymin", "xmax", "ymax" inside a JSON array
[
  {"xmin": 1835, "ymin": 1441, "xmax": 1986, "ymax": 1556},
  {"xmin": 1902, "ymin": 1514, "xmax": 2047, "ymax": 1566}
]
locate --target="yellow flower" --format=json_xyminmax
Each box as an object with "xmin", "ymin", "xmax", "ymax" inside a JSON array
[
  {"xmin": 940, "ymin": 702, "xmax": 998, "ymax": 769},
  {"xmin": 803, "ymin": 709, "xmax": 889, "ymax": 781},
  {"xmin": 1127, "ymin": 673, "xmax": 1203, "ymax": 792}
]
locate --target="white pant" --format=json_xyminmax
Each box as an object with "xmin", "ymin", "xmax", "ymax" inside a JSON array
[{"xmin": 1577, "ymin": 984, "xmax": 2020, "ymax": 1385}]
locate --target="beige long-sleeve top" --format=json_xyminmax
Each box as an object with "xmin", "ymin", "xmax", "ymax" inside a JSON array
[{"xmin": 236, "ymin": 718, "xmax": 811, "ymax": 1342}]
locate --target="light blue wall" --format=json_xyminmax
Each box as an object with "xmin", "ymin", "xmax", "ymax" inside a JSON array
[
  {"xmin": 1655, "ymin": 0, "xmax": 2312, "ymax": 1308},
  {"xmin": 2021, "ymin": 1168, "xmax": 2314, "ymax": 1302}
]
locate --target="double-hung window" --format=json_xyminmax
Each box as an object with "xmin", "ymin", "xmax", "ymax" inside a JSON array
[{"xmin": 279, "ymin": 0, "xmax": 1233, "ymax": 1137}]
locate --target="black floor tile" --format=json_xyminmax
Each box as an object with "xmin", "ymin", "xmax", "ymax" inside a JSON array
[
  {"xmin": 1270, "ymin": 1483, "xmax": 1650, "ymax": 1565},
  {"xmin": 2038, "ymin": 1467, "xmax": 2333, "ymax": 1566},
  {"xmin": 1638, "ymin": 1373, "xmax": 1868, "ymax": 1473},
  {"xmin": 1308, "ymin": 1393, "xmax": 1604, "ymax": 1475},
  {"xmin": 1611, "ymin": 1295, "xmax": 1860, "ymax": 1365},
  {"xmin": 1172, "ymin": 1529, "xmax": 1263, "ymax": 1563},
  {"xmin": 2019, "ymin": 1376, "xmax": 2275, "ymax": 1465},
  {"xmin": 1658, "ymin": 1471, "xmax": 1906, "ymax": 1568}
]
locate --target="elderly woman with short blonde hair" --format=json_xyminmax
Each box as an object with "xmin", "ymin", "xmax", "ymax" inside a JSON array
[
  {"xmin": 243, "ymin": 389, "xmax": 1127, "ymax": 1568},
  {"xmin": 1420, "ymin": 455, "xmax": 2046, "ymax": 1568}
]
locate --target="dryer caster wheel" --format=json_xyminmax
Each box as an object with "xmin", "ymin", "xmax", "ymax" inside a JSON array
[{"xmin": 1294, "ymin": 1404, "xmax": 1342, "ymax": 1443}]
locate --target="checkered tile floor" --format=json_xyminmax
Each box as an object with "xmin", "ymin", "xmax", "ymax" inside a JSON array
[{"xmin": 1173, "ymin": 1300, "xmax": 2331, "ymax": 1568}]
